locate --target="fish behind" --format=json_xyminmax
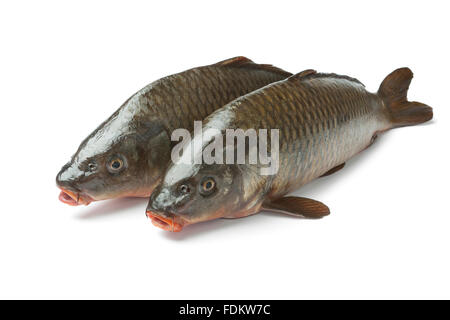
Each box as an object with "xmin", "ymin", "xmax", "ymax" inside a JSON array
[
  {"xmin": 56, "ymin": 57, "xmax": 292, "ymax": 206},
  {"xmin": 146, "ymin": 68, "xmax": 433, "ymax": 231}
]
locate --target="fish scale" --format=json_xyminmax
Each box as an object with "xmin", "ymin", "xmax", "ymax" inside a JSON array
[
  {"xmin": 227, "ymin": 73, "xmax": 389, "ymax": 198},
  {"xmin": 56, "ymin": 56, "xmax": 292, "ymax": 206},
  {"xmin": 146, "ymin": 67, "xmax": 433, "ymax": 232}
]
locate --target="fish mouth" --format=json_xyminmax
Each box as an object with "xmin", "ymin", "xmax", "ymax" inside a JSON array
[
  {"xmin": 58, "ymin": 188, "xmax": 93, "ymax": 206},
  {"xmin": 146, "ymin": 210, "xmax": 184, "ymax": 232}
]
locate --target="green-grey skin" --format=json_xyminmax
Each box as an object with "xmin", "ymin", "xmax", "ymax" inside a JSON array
[
  {"xmin": 147, "ymin": 68, "xmax": 432, "ymax": 231},
  {"xmin": 56, "ymin": 57, "xmax": 292, "ymax": 206}
]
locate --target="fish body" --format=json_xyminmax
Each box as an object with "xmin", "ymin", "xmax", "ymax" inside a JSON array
[
  {"xmin": 233, "ymin": 70, "xmax": 387, "ymax": 200},
  {"xmin": 56, "ymin": 57, "xmax": 291, "ymax": 206},
  {"xmin": 146, "ymin": 68, "xmax": 433, "ymax": 231}
]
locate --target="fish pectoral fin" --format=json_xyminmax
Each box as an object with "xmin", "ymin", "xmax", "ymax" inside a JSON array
[
  {"xmin": 262, "ymin": 196, "xmax": 330, "ymax": 219},
  {"xmin": 320, "ymin": 163, "xmax": 345, "ymax": 177}
]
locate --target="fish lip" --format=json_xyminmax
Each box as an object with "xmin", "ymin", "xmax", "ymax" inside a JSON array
[
  {"xmin": 58, "ymin": 188, "xmax": 93, "ymax": 206},
  {"xmin": 146, "ymin": 210, "xmax": 184, "ymax": 232}
]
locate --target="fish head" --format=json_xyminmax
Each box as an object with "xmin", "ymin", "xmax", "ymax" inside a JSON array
[
  {"xmin": 56, "ymin": 117, "xmax": 171, "ymax": 206},
  {"xmin": 146, "ymin": 161, "xmax": 243, "ymax": 231},
  {"xmin": 146, "ymin": 158, "xmax": 268, "ymax": 231}
]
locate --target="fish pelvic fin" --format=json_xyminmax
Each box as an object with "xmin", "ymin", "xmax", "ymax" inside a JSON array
[
  {"xmin": 378, "ymin": 68, "xmax": 433, "ymax": 128},
  {"xmin": 320, "ymin": 162, "xmax": 345, "ymax": 178}
]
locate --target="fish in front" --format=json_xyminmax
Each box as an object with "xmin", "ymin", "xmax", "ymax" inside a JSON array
[
  {"xmin": 146, "ymin": 68, "xmax": 433, "ymax": 231},
  {"xmin": 55, "ymin": 57, "xmax": 292, "ymax": 206}
]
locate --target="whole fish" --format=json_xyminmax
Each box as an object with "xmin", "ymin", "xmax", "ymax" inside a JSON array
[
  {"xmin": 56, "ymin": 57, "xmax": 292, "ymax": 206},
  {"xmin": 146, "ymin": 68, "xmax": 433, "ymax": 231}
]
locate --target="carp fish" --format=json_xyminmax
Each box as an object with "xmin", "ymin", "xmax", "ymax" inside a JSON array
[
  {"xmin": 146, "ymin": 68, "xmax": 433, "ymax": 231},
  {"xmin": 56, "ymin": 57, "xmax": 292, "ymax": 206}
]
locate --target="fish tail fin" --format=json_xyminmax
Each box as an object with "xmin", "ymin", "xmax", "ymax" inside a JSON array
[{"xmin": 378, "ymin": 67, "xmax": 433, "ymax": 128}]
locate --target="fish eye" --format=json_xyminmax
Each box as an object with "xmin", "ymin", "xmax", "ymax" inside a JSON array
[
  {"xmin": 107, "ymin": 155, "xmax": 126, "ymax": 174},
  {"xmin": 179, "ymin": 184, "xmax": 191, "ymax": 194},
  {"xmin": 199, "ymin": 177, "xmax": 216, "ymax": 196}
]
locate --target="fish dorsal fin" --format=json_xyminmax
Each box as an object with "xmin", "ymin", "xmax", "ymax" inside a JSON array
[
  {"xmin": 288, "ymin": 69, "xmax": 317, "ymax": 82},
  {"xmin": 215, "ymin": 56, "xmax": 254, "ymax": 67},
  {"xmin": 288, "ymin": 70, "xmax": 365, "ymax": 87},
  {"xmin": 215, "ymin": 56, "xmax": 292, "ymax": 77}
]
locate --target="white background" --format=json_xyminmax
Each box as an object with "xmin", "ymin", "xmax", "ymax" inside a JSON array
[{"xmin": 0, "ymin": 0, "xmax": 449, "ymax": 299}]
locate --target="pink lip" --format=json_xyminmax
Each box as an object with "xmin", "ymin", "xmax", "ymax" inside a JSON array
[
  {"xmin": 58, "ymin": 188, "xmax": 92, "ymax": 206},
  {"xmin": 146, "ymin": 210, "xmax": 184, "ymax": 232}
]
